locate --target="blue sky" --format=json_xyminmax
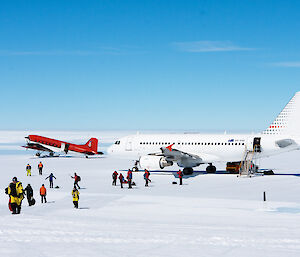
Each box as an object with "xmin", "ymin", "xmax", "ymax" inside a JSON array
[{"xmin": 0, "ymin": 0, "xmax": 300, "ymax": 131}]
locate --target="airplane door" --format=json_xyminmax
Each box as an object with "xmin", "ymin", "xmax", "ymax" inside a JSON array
[
  {"xmin": 246, "ymin": 137, "xmax": 261, "ymax": 152},
  {"xmin": 125, "ymin": 137, "xmax": 133, "ymax": 151},
  {"xmin": 253, "ymin": 137, "xmax": 261, "ymax": 152}
]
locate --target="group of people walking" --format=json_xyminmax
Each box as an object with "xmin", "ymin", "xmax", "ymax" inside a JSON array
[
  {"xmin": 112, "ymin": 169, "xmax": 151, "ymax": 188},
  {"xmin": 5, "ymin": 161, "xmax": 82, "ymax": 214},
  {"xmin": 112, "ymin": 169, "xmax": 184, "ymax": 188}
]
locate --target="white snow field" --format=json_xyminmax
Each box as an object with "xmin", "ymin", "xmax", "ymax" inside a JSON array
[{"xmin": 1, "ymin": 131, "xmax": 300, "ymax": 257}]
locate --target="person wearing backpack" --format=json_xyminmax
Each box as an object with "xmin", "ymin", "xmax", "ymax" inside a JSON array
[
  {"xmin": 112, "ymin": 171, "xmax": 118, "ymax": 186},
  {"xmin": 127, "ymin": 169, "xmax": 133, "ymax": 189},
  {"xmin": 144, "ymin": 169, "xmax": 150, "ymax": 187},
  {"xmin": 24, "ymin": 184, "xmax": 35, "ymax": 206},
  {"xmin": 6, "ymin": 177, "xmax": 24, "ymax": 214},
  {"xmin": 71, "ymin": 172, "xmax": 81, "ymax": 189}
]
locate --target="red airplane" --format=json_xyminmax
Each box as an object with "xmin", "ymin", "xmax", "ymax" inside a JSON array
[{"xmin": 23, "ymin": 135, "xmax": 103, "ymax": 158}]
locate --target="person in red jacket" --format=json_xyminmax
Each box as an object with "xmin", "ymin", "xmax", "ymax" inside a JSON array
[
  {"xmin": 40, "ymin": 184, "xmax": 47, "ymax": 203},
  {"xmin": 144, "ymin": 169, "xmax": 150, "ymax": 187},
  {"xmin": 119, "ymin": 173, "xmax": 124, "ymax": 188},
  {"xmin": 71, "ymin": 172, "xmax": 81, "ymax": 189},
  {"xmin": 112, "ymin": 171, "xmax": 118, "ymax": 186},
  {"xmin": 177, "ymin": 170, "xmax": 183, "ymax": 185},
  {"xmin": 127, "ymin": 169, "xmax": 133, "ymax": 189}
]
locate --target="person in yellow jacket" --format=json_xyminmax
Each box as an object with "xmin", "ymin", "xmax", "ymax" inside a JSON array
[
  {"xmin": 6, "ymin": 177, "xmax": 24, "ymax": 214},
  {"xmin": 72, "ymin": 187, "xmax": 80, "ymax": 208},
  {"xmin": 26, "ymin": 164, "xmax": 32, "ymax": 176}
]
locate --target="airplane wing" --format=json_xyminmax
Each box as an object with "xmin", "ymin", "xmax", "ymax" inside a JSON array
[
  {"xmin": 149, "ymin": 145, "xmax": 204, "ymax": 168},
  {"xmin": 153, "ymin": 147, "xmax": 200, "ymax": 161},
  {"xmin": 23, "ymin": 143, "xmax": 54, "ymax": 153}
]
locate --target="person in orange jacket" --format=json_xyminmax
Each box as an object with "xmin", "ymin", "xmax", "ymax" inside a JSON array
[
  {"xmin": 40, "ymin": 184, "xmax": 47, "ymax": 203},
  {"xmin": 177, "ymin": 170, "xmax": 183, "ymax": 185},
  {"xmin": 38, "ymin": 161, "xmax": 43, "ymax": 175}
]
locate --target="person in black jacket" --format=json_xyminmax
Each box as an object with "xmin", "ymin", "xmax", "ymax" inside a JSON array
[
  {"xmin": 45, "ymin": 173, "xmax": 56, "ymax": 188},
  {"xmin": 24, "ymin": 184, "xmax": 34, "ymax": 206},
  {"xmin": 112, "ymin": 171, "xmax": 118, "ymax": 186}
]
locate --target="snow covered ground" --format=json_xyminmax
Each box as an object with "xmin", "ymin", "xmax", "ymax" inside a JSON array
[{"xmin": 1, "ymin": 131, "xmax": 300, "ymax": 257}]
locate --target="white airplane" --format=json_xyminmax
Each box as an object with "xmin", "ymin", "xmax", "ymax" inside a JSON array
[{"xmin": 108, "ymin": 92, "xmax": 300, "ymax": 174}]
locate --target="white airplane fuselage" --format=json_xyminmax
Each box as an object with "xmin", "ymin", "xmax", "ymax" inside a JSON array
[
  {"xmin": 108, "ymin": 133, "xmax": 299, "ymax": 166},
  {"xmin": 108, "ymin": 92, "xmax": 300, "ymax": 171}
]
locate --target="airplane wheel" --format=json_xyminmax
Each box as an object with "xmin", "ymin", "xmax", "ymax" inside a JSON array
[
  {"xmin": 132, "ymin": 167, "xmax": 138, "ymax": 172},
  {"xmin": 206, "ymin": 165, "xmax": 216, "ymax": 173},
  {"xmin": 36, "ymin": 153, "xmax": 40, "ymax": 157},
  {"xmin": 49, "ymin": 152, "xmax": 54, "ymax": 157},
  {"xmin": 85, "ymin": 156, "xmax": 89, "ymax": 158},
  {"xmin": 183, "ymin": 167, "xmax": 193, "ymax": 175}
]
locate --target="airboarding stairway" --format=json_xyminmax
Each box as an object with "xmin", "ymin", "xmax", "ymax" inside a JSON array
[{"xmin": 239, "ymin": 137, "xmax": 261, "ymax": 177}]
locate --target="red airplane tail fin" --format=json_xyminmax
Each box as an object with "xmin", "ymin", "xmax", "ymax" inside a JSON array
[{"xmin": 85, "ymin": 138, "xmax": 98, "ymax": 153}]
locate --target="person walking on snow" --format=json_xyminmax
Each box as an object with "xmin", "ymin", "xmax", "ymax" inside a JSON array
[
  {"xmin": 38, "ymin": 161, "xmax": 43, "ymax": 175},
  {"xmin": 72, "ymin": 187, "xmax": 80, "ymax": 208},
  {"xmin": 40, "ymin": 184, "xmax": 47, "ymax": 203},
  {"xmin": 26, "ymin": 164, "xmax": 32, "ymax": 176},
  {"xmin": 112, "ymin": 171, "xmax": 118, "ymax": 186},
  {"xmin": 6, "ymin": 177, "xmax": 24, "ymax": 214},
  {"xmin": 177, "ymin": 170, "xmax": 183, "ymax": 185},
  {"xmin": 127, "ymin": 169, "xmax": 133, "ymax": 189},
  {"xmin": 24, "ymin": 184, "xmax": 34, "ymax": 206},
  {"xmin": 45, "ymin": 173, "xmax": 56, "ymax": 188},
  {"xmin": 144, "ymin": 169, "xmax": 150, "ymax": 187},
  {"xmin": 119, "ymin": 173, "xmax": 124, "ymax": 188},
  {"xmin": 71, "ymin": 173, "xmax": 81, "ymax": 189}
]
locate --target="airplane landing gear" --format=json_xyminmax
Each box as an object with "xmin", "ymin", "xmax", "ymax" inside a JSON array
[
  {"xmin": 183, "ymin": 167, "xmax": 193, "ymax": 175},
  {"xmin": 49, "ymin": 152, "xmax": 54, "ymax": 157},
  {"xmin": 36, "ymin": 152, "xmax": 41, "ymax": 157},
  {"xmin": 206, "ymin": 164, "xmax": 216, "ymax": 173},
  {"xmin": 85, "ymin": 155, "xmax": 89, "ymax": 158}
]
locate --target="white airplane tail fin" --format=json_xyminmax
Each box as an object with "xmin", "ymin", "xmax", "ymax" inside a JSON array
[{"xmin": 263, "ymin": 92, "xmax": 300, "ymax": 135}]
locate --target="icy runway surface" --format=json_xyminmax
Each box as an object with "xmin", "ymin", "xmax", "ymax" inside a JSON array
[{"xmin": 1, "ymin": 131, "xmax": 300, "ymax": 257}]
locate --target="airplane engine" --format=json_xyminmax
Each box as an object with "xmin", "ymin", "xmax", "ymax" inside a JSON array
[{"xmin": 139, "ymin": 155, "xmax": 173, "ymax": 170}]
